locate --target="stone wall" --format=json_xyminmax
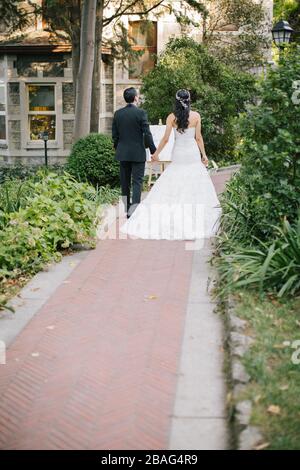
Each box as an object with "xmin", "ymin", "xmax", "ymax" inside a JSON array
[
  {"xmin": 7, "ymin": 83, "xmax": 20, "ymax": 114},
  {"xmin": 62, "ymin": 83, "xmax": 75, "ymax": 114},
  {"xmin": 8, "ymin": 120, "xmax": 21, "ymax": 150},
  {"xmin": 63, "ymin": 120, "xmax": 74, "ymax": 150}
]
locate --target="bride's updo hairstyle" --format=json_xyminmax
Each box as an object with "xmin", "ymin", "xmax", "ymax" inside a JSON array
[{"xmin": 174, "ymin": 89, "xmax": 191, "ymax": 133}]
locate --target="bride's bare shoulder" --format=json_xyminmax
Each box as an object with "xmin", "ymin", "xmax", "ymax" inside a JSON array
[
  {"xmin": 167, "ymin": 113, "xmax": 176, "ymax": 121},
  {"xmin": 191, "ymin": 110, "xmax": 201, "ymax": 119},
  {"xmin": 167, "ymin": 113, "xmax": 176, "ymax": 126}
]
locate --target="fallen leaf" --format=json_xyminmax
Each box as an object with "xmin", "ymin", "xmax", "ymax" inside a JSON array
[
  {"xmin": 267, "ymin": 405, "xmax": 281, "ymax": 415},
  {"xmin": 30, "ymin": 287, "xmax": 40, "ymax": 292},
  {"xmin": 254, "ymin": 442, "xmax": 270, "ymax": 451},
  {"xmin": 254, "ymin": 395, "xmax": 262, "ymax": 404},
  {"xmin": 144, "ymin": 295, "xmax": 158, "ymax": 301},
  {"xmin": 46, "ymin": 325, "xmax": 55, "ymax": 330},
  {"xmin": 31, "ymin": 352, "xmax": 40, "ymax": 358}
]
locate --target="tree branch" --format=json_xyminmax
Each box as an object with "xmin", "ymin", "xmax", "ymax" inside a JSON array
[{"xmin": 103, "ymin": 0, "xmax": 165, "ymax": 26}]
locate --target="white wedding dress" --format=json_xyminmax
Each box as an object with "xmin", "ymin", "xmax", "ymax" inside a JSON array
[{"xmin": 120, "ymin": 126, "xmax": 222, "ymax": 240}]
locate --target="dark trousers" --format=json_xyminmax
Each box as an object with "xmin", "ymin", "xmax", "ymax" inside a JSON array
[{"xmin": 120, "ymin": 161, "xmax": 145, "ymax": 216}]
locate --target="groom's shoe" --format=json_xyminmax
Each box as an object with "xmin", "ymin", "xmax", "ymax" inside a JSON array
[{"xmin": 127, "ymin": 214, "xmax": 131, "ymax": 219}]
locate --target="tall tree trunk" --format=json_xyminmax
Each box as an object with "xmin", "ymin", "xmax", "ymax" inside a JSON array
[
  {"xmin": 74, "ymin": 0, "xmax": 97, "ymax": 140},
  {"xmin": 70, "ymin": 1, "xmax": 82, "ymax": 99},
  {"xmin": 71, "ymin": 31, "xmax": 81, "ymax": 97},
  {"xmin": 90, "ymin": 0, "xmax": 104, "ymax": 133}
]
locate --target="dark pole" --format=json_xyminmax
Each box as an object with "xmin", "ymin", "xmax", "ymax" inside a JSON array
[{"xmin": 44, "ymin": 138, "xmax": 48, "ymax": 167}]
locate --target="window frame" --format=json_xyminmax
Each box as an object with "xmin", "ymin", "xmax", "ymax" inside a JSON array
[
  {"xmin": 27, "ymin": 83, "xmax": 57, "ymax": 142},
  {"xmin": 0, "ymin": 82, "xmax": 7, "ymax": 143},
  {"xmin": 128, "ymin": 20, "xmax": 157, "ymax": 80}
]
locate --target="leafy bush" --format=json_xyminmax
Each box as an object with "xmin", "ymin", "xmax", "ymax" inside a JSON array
[
  {"xmin": 0, "ymin": 179, "xmax": 36, "ymax": 227},
  {"xmin": 0, "ymin": 163, "xmax": 65, "ymax": 184},
  {"xmin": 141, "ymin": 37, "xmax": 256, "ymax": 163},
  {"xmin": 217, "ymin": 216, "xmax": 300, "ymax": 298},
  {"xmin": 0, "ymin": 172, "xmax": 99, "ymax": 277},
  {"xmin": 215, "ymin": 46, "xmax": 300, "ymax": 299},
  {"xmin": 67, "ymin": 133, "xmax": 120, "ymax": 188},
  {"xmin": 219, "ymin": 45, "xmax": 300, "ymax": 246}
]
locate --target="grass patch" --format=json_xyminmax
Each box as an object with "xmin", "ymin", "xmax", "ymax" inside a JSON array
[{"xmin": 231, "ymin": 291, "xmax": 300, "ymax": 450}]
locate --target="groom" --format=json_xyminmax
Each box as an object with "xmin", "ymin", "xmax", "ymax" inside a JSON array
[{"xmin": 112, "ymin": 87, "xmax": 157, "ymax": 218}]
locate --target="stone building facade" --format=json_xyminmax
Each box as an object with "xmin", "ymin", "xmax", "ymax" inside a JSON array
[{"xmin": 0, "ymin": 1, "xmax": 273, "ymax": 165}]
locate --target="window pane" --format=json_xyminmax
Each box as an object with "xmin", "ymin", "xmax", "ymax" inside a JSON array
[
  {"xmin": 0, "ymin": 115, "xmax": 6, "ymax": 140},
  {"xmin": 0, "ymin": 86, "xmax": 5, "ymax": 112},
  {"xmin": 29, "ymin": 85, "xmax": 55, "ymax": 111},
  {"xmin": 129, "ymin": 50, "xmax": 156, "ymax": 79},
  {"xmin": 129, "ymin": 21, "xmax": 156, "ymax": 47},
  {"xmin": 29, "ymin": 115, "xmax": 56, "ymax": 140}
]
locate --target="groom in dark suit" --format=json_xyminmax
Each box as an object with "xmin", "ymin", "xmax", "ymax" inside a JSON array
[{"xmin": 112, "ymin": 87, "xmax": 156, "ymax": 218}]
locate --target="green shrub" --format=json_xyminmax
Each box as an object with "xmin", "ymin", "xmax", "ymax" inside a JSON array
[
  {"xmin": 0, "ymin": 179, "xmax": 35, "ymax": 228},
  {"xmin": 217, "ymin": 215, "xmax": 300, "ymax": 298},
  {"xmin": 0, "ymin": 172, "xmax": 100, "ymax": 277},
  {"xmin": 67, "ymin": 133, "xmax": 120, "ymax": 188},
  {"xmin": 219, "ymin": 44, "xmax": 300, "ymax": 246},
  {"xmin": 215, "ymin": 45, "xmax": 300, "ymax": 299},
  {"xmin": 0, "ymin": 163, "xmax": 65, "ymax": 184},
  {"xmin": 141, "ymin": 37, "xmax": 256, "ymax": 163}
]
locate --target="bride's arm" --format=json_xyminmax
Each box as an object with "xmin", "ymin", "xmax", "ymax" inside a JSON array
[
  {"xmin": 195, "ymin": 115, "xmax": 209, "ymax": 167},
  {"xmin": 152, "ymin": 114, "xmax": 174, "ymax": 161}
]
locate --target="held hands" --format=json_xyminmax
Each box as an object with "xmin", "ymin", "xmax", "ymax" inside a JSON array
[
  {"xmin": 202, "ymin": 155, "xmax": 209, "ymax": 168},
  {"xmin": 151, "ymin": 151, "xmax": 160, "ymax": 162}
]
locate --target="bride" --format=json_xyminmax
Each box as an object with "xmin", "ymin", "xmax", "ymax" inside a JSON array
[{"xmin": 120, "ymin": 89, "xmax": 222, "ymax": 240}]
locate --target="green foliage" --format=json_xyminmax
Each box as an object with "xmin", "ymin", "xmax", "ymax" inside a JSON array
[
  {"xmin": 67, "ymin": 133, "xmax": 120, "ymax": 188},
  {"xmin": 0, "ymin": 172, "xmax": 99, "ymax": 277},
  {"xmin": 141, "ymin": 37, "xmax": 256, "ymax": 163},
  {"xmin": 0, "ymin": 179, "xmax": 34, "ymax": 224},
  {"xmin": 93, "ymin": 185, "xmax": 121, "ymax": 205},
  {"xmin": 217, "ymin": 216, "xmax": 300, "ymax": 298},
  {"xmin": 215, "ymin": 45, "xmax": 300, "ymax": 299},
  {"xmin": 221, "ymin": 45, "xmax": 300, "ymax": 243},
  {"xmin": 0, "ymin": 163, "xmax": 66, "ymax": 184},
  {"xmin": 274, "ymin": 0, "xmax": 300, "ymax": 38},
  {"xmin": 231, "ymin": 292, "xmax": 300, "ymax": 450},
  {"xmin": 204, "ymin": 0, "xmax": 270, "ymax": 69}
]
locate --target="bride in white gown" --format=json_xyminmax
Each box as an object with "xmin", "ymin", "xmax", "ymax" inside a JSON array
[{"xmin": 120, "ymin": 89, "xmax": 222, "ymax": 240}]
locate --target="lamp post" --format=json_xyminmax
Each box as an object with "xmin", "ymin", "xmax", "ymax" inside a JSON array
[
  {"xmin": 39, "ymin": 131, "xmax": 49, "ymax": 167},
  {"xmin": 272, "ymin": 20, "xmax": 294, "ymax": 48}
]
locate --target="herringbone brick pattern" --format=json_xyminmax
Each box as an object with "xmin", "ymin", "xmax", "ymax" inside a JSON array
[
  {"xmin": 0, "ymin": 173, "xmax": 230, "ymax": 450},
  {"xmin": 0, "ymin": 238, "xmax": 193, "ymax": 450}
]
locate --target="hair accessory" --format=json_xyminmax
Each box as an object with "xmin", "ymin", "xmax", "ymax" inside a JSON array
[{"xmin": 176, "ymin": 89, "xmax": 190, "ymax": 109}]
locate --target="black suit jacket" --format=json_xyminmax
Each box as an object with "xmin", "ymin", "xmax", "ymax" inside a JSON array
[{"xmin": 112, "ymin": 104, "xmax": 156, "ymax": 162}]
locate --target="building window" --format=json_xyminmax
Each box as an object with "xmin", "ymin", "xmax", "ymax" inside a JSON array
[
  {"xmin": 128, "ymin": 21, "xmax": 157, "ymax": 79},
  {"xmin": 0, "ymin": 83, "xmax": 6, "ymax": 141},
  {"xmin": 27, "ymin": 84, "xmax": 56, "ymax": 140}
]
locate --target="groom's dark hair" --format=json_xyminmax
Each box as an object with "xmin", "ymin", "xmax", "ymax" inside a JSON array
[{"xmin": 123, "ymin": 87, "xmax": 137, "ymax": 103}]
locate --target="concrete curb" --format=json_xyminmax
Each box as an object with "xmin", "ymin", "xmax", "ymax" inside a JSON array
[
  {"xmin": 208, "ymin": 164, "xmax": 241, "ymax": 176},
  {"xmin": 225, "ymin": 295, "xmax": 264, "ymax": 450}
]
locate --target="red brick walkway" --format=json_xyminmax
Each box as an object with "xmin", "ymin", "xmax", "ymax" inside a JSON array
[{"xmin": 0, "ymin": 171, "xmax": 232, "ymax": 450}]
